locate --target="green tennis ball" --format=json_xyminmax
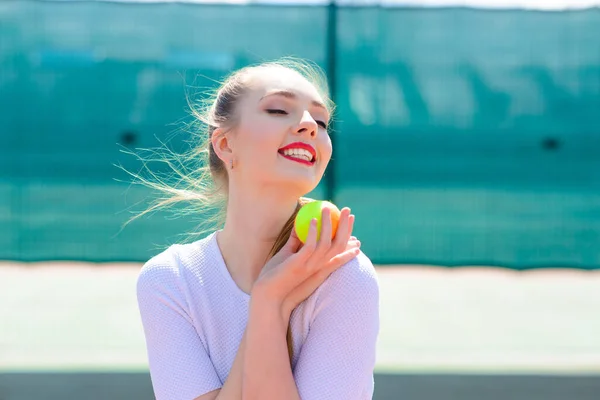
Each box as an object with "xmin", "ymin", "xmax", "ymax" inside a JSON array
[{"xmin": 294, "ymin": 200, "xmax": 341, "ymax": 244}]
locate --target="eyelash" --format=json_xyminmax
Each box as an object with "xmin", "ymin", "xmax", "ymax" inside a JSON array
[{"xmin": 266, "ymin": 109, "xmax": 328, "ymax": 130}]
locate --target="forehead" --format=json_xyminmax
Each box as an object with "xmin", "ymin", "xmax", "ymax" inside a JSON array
[{"xmin": 247, "ymin": 67, "xmax": 326, "ymax": 106}]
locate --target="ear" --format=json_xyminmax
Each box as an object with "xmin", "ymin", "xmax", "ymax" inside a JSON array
[{"xmin": 211, "ymin": 127, "xmax": 234, "ymax": 165}]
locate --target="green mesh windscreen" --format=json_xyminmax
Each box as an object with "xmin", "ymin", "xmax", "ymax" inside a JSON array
[{"xmin": 1, "ymin": 2, "xmax": 599, "ymax": 267}]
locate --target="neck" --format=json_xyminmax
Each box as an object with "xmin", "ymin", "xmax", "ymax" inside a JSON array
[{"xmin": 216, "ymin": 183, "xmax": 300, "ymax": 295}]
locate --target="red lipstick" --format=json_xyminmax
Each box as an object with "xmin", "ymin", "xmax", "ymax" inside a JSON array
[
  {"xmin": 278, "ymin": 142, "xmax": 317, "ymax": 160},
  {"xmin": 278, "ymin": 142, "xmax": 317, "ymax": 166}
]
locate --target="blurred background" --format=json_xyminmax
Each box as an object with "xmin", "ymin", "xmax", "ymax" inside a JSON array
[{"xmin": 1, "ymin": 0, "xmax": 599, "ymax": 399}]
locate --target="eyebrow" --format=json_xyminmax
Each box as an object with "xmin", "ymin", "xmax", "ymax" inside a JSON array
[{"xmin": 260, "ymin": 90, "xmax": 328, "ymax": 111}]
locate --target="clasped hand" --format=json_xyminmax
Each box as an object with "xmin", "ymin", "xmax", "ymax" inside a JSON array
[{"xmin": 252, "ymin": 207, "xmax": 360, "ymax": 320}]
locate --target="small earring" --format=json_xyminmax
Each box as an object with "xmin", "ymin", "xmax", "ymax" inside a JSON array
[{"xmin": 230, "ymin": 158, "xmax": 234, "ymax": 169}]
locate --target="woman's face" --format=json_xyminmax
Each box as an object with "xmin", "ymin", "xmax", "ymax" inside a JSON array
[{"xmin": 228, "ymin": 68, "xmax": 332, "ymax": 196}]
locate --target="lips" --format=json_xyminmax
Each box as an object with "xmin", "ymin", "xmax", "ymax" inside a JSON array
[
  {"xmin": 279, "ymin": 152, "xmax": 315, "ymax": 166},
  {"xmin": 278, "ymin": 142, "xmax": 317, "ymax": 162}
]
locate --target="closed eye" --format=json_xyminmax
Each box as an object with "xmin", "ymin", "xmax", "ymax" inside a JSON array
[
  {"xmin": 267, "ymin": 109, "xmax": 328, "ymax": 130},
  {"xmin": 266, "ymin": 109, "xmax": 288, "ymax": 115}
]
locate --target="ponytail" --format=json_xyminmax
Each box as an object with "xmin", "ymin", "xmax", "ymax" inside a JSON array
[{"xmin": 265, "ymin": 197, "xmax": 312, "ymax": 365}]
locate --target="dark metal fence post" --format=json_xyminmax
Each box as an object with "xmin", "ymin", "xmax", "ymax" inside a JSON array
[{"xmin": 325, "ymin": 0, "xmax": 338, "ymax": 203}]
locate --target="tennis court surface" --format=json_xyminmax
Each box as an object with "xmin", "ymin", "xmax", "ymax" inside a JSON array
[{"xmin": 1, "ymin": 262, "xmax": 599, "ymax": 399}]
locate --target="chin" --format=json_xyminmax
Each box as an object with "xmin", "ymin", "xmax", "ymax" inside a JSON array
[{"xmin": 276, "ymin": 172, "xmax": 320, "ymax": 197}]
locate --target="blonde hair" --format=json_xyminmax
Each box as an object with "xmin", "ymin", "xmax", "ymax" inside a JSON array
[{"xmin": 119, "ymin": 57, "xmax": 334, "ymax": 364}]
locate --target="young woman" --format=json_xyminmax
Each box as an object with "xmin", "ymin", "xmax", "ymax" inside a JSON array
[{"xmin": 135, "ymin": 59, "xmax": 380, "ymax": 400}]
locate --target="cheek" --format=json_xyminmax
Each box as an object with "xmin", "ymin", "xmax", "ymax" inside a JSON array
[
  {"xmin": 320, "ymin": 135, "xmax": 333, "ymax": 161},
  {"xmin": 240, "ymin": 121, "xmax": 282, "ymax": 162}
]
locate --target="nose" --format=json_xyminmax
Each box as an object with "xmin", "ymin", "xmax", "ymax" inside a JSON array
[{"xmin": 295, "ymin": 111, "xmax": 318, "ymax": 139}]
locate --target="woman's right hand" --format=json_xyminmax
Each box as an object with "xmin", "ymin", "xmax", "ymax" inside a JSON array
[{"xmin": 252, "ymin": 207, "xmax": 361, "ymax": 318}]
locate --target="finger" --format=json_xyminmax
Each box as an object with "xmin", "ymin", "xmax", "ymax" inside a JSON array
[
  {"xmin": 331, "ymin": 208, "xmax": 351, "ymax": 252},
  {"xmin": 296, "ymin": 218, "xmax": 318, "ymax": 261},
  {"xmin": 347, "ymin": 213, "xmax": 356, "ymax": 238},
  {"xmin": 329, "ymin": 247, "xmax": 361, "ymax": 269},
  {"xmin": 315, "ymin": 246, "xmax": 358, "ymax": 284},
  {"xmin": 283, "ymin": 227, "xmax": 302, "ymax": 253},
  {"xmin": 285, "ymin": 254, "xmax": 348, "ymax": 310},
  {"xmin": 316, "ymin": 207, "xmax": 332, "ymax": 253},
  {"xmin": 336, "ymin": 214, "xmax": 356, "ymax": 255},
  {"xmin": 332, "ymin": 208, "xmax": 350, "ymax": 244},
  {"xmin": 284, "ymin": 246, "xmax": 360, "ymax": 312},
  {"xmin": 345, "ymin": 238, "xmax": 361, "ymax": 251}
]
